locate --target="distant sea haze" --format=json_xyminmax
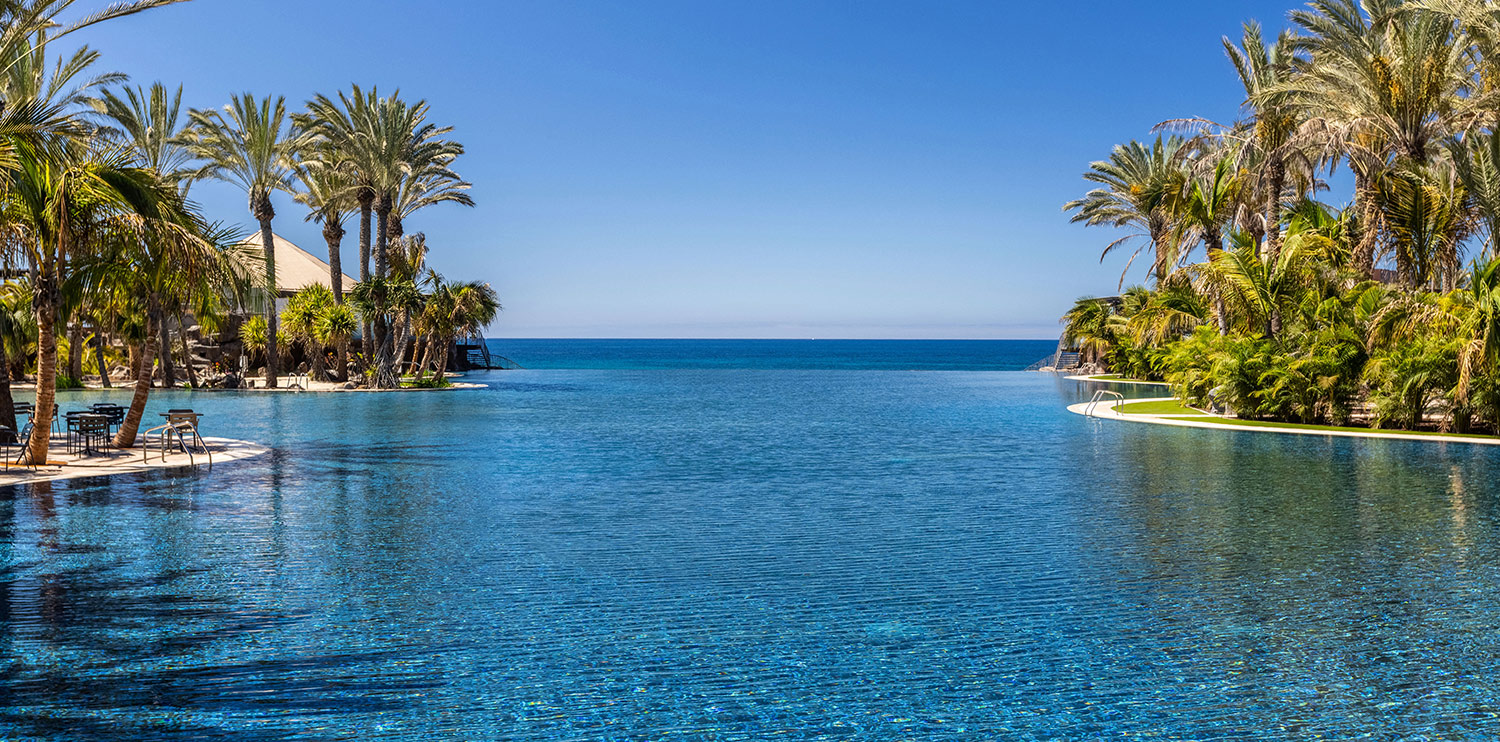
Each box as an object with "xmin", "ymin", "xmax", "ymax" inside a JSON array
[{"xmin": 486, "ymin": 338, "xmax": 1057, "ymax": 371}]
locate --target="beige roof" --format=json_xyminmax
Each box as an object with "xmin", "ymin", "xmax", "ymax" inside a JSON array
[{"xmin": 240, "ymin": 233, "xmax": 357, "ymax": 296}]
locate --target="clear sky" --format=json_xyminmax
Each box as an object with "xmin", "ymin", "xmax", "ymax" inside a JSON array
[{"xmin": 72, "ymin": 0, "xmax": 1303, "ymax": 339}]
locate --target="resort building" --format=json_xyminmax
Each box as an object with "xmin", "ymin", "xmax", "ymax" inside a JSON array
[{"xmin": 238, "ymin": 233, "xmax": 357, "ymax": 309}]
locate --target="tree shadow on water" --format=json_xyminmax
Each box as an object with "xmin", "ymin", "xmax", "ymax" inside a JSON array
[{"xmin": 0, "ymin": 484, "xmax": 447, "ymax": 741}]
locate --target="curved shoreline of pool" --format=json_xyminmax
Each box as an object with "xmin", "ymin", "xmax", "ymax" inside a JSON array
[
  {"xmin": 1071, "ymin": 396, "xmax": 1500, "ymax": 447},
  {"xmin": 0, "ymin": 436, "xmax": 271, "ymax": 485}
]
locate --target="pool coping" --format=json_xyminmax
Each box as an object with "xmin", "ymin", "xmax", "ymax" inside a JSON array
[
  {"xmin": 1070, "ymin": 397, "xmax": 1500, "ymax": 447},
  {"xmin": 1064, "ymin": 374, "xmax": 1171, "ymax": 387},
  {"xmin": 0, "ymin": 436, "xmax": 270, "ymax": 486}
]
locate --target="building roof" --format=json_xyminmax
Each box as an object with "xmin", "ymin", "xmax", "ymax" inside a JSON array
[{"xmin": 241, "ymin": 233, "xmax": 357, "ymax": 296}]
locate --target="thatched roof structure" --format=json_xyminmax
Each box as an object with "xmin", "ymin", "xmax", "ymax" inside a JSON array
[{"xmin": 240, "ymin": 233, "xmax": 356, "ymax": 297}]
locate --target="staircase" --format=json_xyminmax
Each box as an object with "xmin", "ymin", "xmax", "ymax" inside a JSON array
[
  {"xmin": 465, "ymin": 347, "xmax": 488, "ymax": 369},
  {"xmin": 1056, "ymin": 351, "xmax": 1082, "ymax": 370}
]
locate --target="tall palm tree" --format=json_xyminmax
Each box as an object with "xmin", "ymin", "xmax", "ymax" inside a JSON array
[
  {"xmin": 92, "ymin": 82, "xmax": 195, "ymax": 184},
  {"xmin": 4, "ymin": 141, "xmax": 178, "ymax": 462},
  {"xmin": 292, "ymin": 151, "xmax": 352, "ymax": 303},
  {"xmin": 1064, "ymin": 135, "xmax": 1188, "ymax": 284},
  {"xmin": 94, "ymin": 81, "xmax": 196, "ymax": 386},
  {"xmin": 1286, "ymin": 0, "xmax": 1469, "ymax": 277},
  {"xmin": 1225, "ymin": 21, "xmax": 1309, "ymax": 260},
  {"xmin": 387, "ymin": 163, "xmax": 472, "ymax": 241},
  {"xmin": 293, "ymin": 153, "xmax": 353, "ymax": 379},
  {"xmin": 186, "ymin": 93, "xmax": 304, "ymax": 388},
  {"xmin": 300, "ymin": 87, "xmax": 462, "ymax": 387},
  {"xmin": 1169, "ymin": 155, "xmax": 1244, "ymax": 332},
  {"xmin": 76, "ymin": 211, "xmax": 254, "ymax": 447}
]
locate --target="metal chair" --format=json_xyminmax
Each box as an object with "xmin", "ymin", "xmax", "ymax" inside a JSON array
[
  {"xmin": 6, "ymin": 415, "xmax": 43, "ymax": 471},
  {"xmin": 90, "ymin": 403, "xmax": 125, "ymax": 436}
]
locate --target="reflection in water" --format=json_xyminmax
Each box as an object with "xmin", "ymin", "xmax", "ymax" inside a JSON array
[{"xmin": 2, "ymin": 372, "xmax": 1500, "ymax": 739}]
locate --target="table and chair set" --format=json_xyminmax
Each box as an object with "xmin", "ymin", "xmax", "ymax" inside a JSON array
[{"xmin": 0, "ymin": 403, "xmax": 208, "ymax": 471}]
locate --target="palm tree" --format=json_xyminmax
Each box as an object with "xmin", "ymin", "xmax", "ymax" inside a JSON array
[
  {"xmin": 315, "ymin": 302, "xmax": 356, "ymax": 382},
  {"xmin": 1168, "ymin": 155, "xmax": 1244, "ymax": 332},
  {"xmin": 1064, "ymin": 135, "xmax": 1188, "ymax": 284},
  {"xmin": 1286, "ymin": 0, "xmax": 1470, "ymax": 277},
  {"xmin": 5, "ymin": 141, "xmax": 180, "ymax": 462},
  {"xmin": 293, "ymin": 153, "xmax": 353, "ymax": 379},
  {"xmin": 1224, "ymin": 21, "xmax": 1309, "ymax": 259},
  {"xmin": 387, "ymin": 163, "xmax": 472, "ymax": 241},
  {"xmin": 1378, "ymin": 164, "xmax": 1473, "ymax": 291},
  {"xmin": 300, "ymin": 87, "xmax": 463, "ymax": 387},
  {"xmin": 282, "ymin": 283, "xmax": 334, "ymax": 381},
  {"xmin": 1060, "ymin": 297, "xmax": 1119, "ymax": 366},
  {"xmin": 75, "ymin": 210, "xmax": 255, "ymax": 447},
  {"xmin": 186, "ymin": 93, "xmax": 304, "ymax": 388},
  {"xmin": 94, "ymin": 81, "xmax": 197, "ymax": 386},
  {"xmin": 1126, "ymin": 273, "xmax": 1209, "ymax": 346},
  {"xmin": 1448, "ymin": 132, "xmax": 1500, "ymax": 259},
  {"xmin": 292, "ymin": 151, "xmax": 352, "ymax": 303},
  {"xmin": 92, "ymin": 82, "xmax": 195, "ymax": 184},
  {"xmin": 1206, "ymin": 230, "xmax": 1327, "ymax": 338}
]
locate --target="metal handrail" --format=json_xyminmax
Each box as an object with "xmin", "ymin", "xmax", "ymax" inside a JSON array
[
  {"xmin": 1084, "ymin": 389, "xmax": 1125, "ymax": 418},
  {"xmin": 141, "ymin": 420, "xmax": 212, "ymax": 469}
]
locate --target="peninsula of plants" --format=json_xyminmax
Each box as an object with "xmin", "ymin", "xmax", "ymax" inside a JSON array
[
  {"xmin": 1063, "ymin": 0, "xmax": 1500, "ymax": 435},
  {"xmin": 0, "ymin": 0, "xmax": 500, "ymax": 466}
]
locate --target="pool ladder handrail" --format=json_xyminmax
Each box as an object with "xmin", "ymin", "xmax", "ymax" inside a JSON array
[
  {"xmin": 1084, "ymin": 389, "xmax": 1125, "ymax": 418},
  {"xmin": 140, "ymin": 420, "xmax": 213, "ymax": 469}
]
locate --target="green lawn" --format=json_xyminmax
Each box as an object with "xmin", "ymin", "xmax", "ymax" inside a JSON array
[
  {"xmin": 1173, "ymin": 415, "xmax": 1500, "ymax": 440},
  {"xmin": 1114, "ymin": 399, "xmax": 1201, "ymax": 415}
]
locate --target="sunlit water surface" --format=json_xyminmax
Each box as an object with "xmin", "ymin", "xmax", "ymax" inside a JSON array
[{"xmin": 3, "ymin": 357, "xmax": 1500, "ymax": 739}]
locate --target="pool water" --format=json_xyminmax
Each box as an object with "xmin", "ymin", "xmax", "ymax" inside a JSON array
[{"xmin": 3, "ymin": 364, "xmax": 1500, "ymax": 739}]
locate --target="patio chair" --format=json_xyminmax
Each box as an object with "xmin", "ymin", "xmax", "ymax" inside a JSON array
[{"xmin": 6, "ymin": 414, "xmax": 45, "ymax": 472}]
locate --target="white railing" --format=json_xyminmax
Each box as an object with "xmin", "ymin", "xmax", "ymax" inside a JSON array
[{"xmin": 1084, "ymin": 390, "xmax": 1125, "ymax": 418}]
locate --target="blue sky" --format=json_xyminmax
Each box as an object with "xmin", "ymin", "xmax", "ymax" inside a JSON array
[{"xmin": 73, "ymin": 0, "xmax": 1304, "ymax": 338}]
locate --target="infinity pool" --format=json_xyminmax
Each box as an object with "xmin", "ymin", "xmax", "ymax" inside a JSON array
[{"xmin": 3, "ymin": 370, "xmax": 1500, "ymax": 739}]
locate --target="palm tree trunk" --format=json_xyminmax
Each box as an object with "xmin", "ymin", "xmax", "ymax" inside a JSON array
[
  {"xmin": 358, "ymin": 192, "xmax": 373, "ymax": 368},
  {"xmin": 371, "ymin": 195, "xmax": 398, "ymax": 388},
  {"xmin": 1149, "ymin": 224, "xmax": 1169, "ymax": 284},
  {"xmin": 178, "ymin": 313, "xmax": 198, "ymax": 389},
  {"xmin": 1354, "ymin": 170, "xmax": 1378, "ymax": 279},
  {"xmin": 258, "ymin": 215, "xmax": 280, "ymax": 388},
  {"xmin": 25, "ymin": 275, "xmax": 58, "ymax": 465},
  {"xmin": 310, "ymin": 338, "xmax": 326, "ymax": 382},
  {"xmin": 158, "ymin": 315, "xmax": 176, "ymax": 388},
  {"xmin": 414, "ymin": 338, "xmax": 432, "ymax": 381},
  {"xmin": 1206, "ymin": 229, "xmax": 1229, "ymax": 335},
  {"xmin": 67, "ymin": 317, "xmax": 83, "ymax": 383},
  {"xmin": 0, "ymin": 339, "xmax": 15, "ymax": 436},
  {"xmin": 433, "ymin": 335, "xmax": 450, "ymax": 379},
  {"xmin": 325, "ymin": 217, "xmax": 345, "ymax": 304},
  {"xmin": 392, "ymin": 315, "xmax": 412, "ymax": 376},
  {"xmin": 114, "ymin": 313, "xmax": 158, "ymax": 449},
  {"xmin": 1264, "ymin": 157, "xmax": 1285, "ymax": 261},
  {"xmin": 94, "ymin": 327, "xmax": 111, "ymax": 388}
]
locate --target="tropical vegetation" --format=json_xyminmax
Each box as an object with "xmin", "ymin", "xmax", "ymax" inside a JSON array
[
  {"xmin": 0, "ymin": 1, "xmax": 499, "ymax": 461},
  {"xmin": 1064, "ymin": 0, "xmax": 1500, "ymax": 434}
]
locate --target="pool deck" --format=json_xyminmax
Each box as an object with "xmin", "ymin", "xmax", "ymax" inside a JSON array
[
  {"xmin": 0, "ymin": 436, "xmax": 269, "ymax": 485},
  {"xmin": 6, "ymin": 379, "xmax": 487, "ymax": 393},
  {"xmin": 1071, "ymin": 396, "xmax": 1500, "ymax": 447}
]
